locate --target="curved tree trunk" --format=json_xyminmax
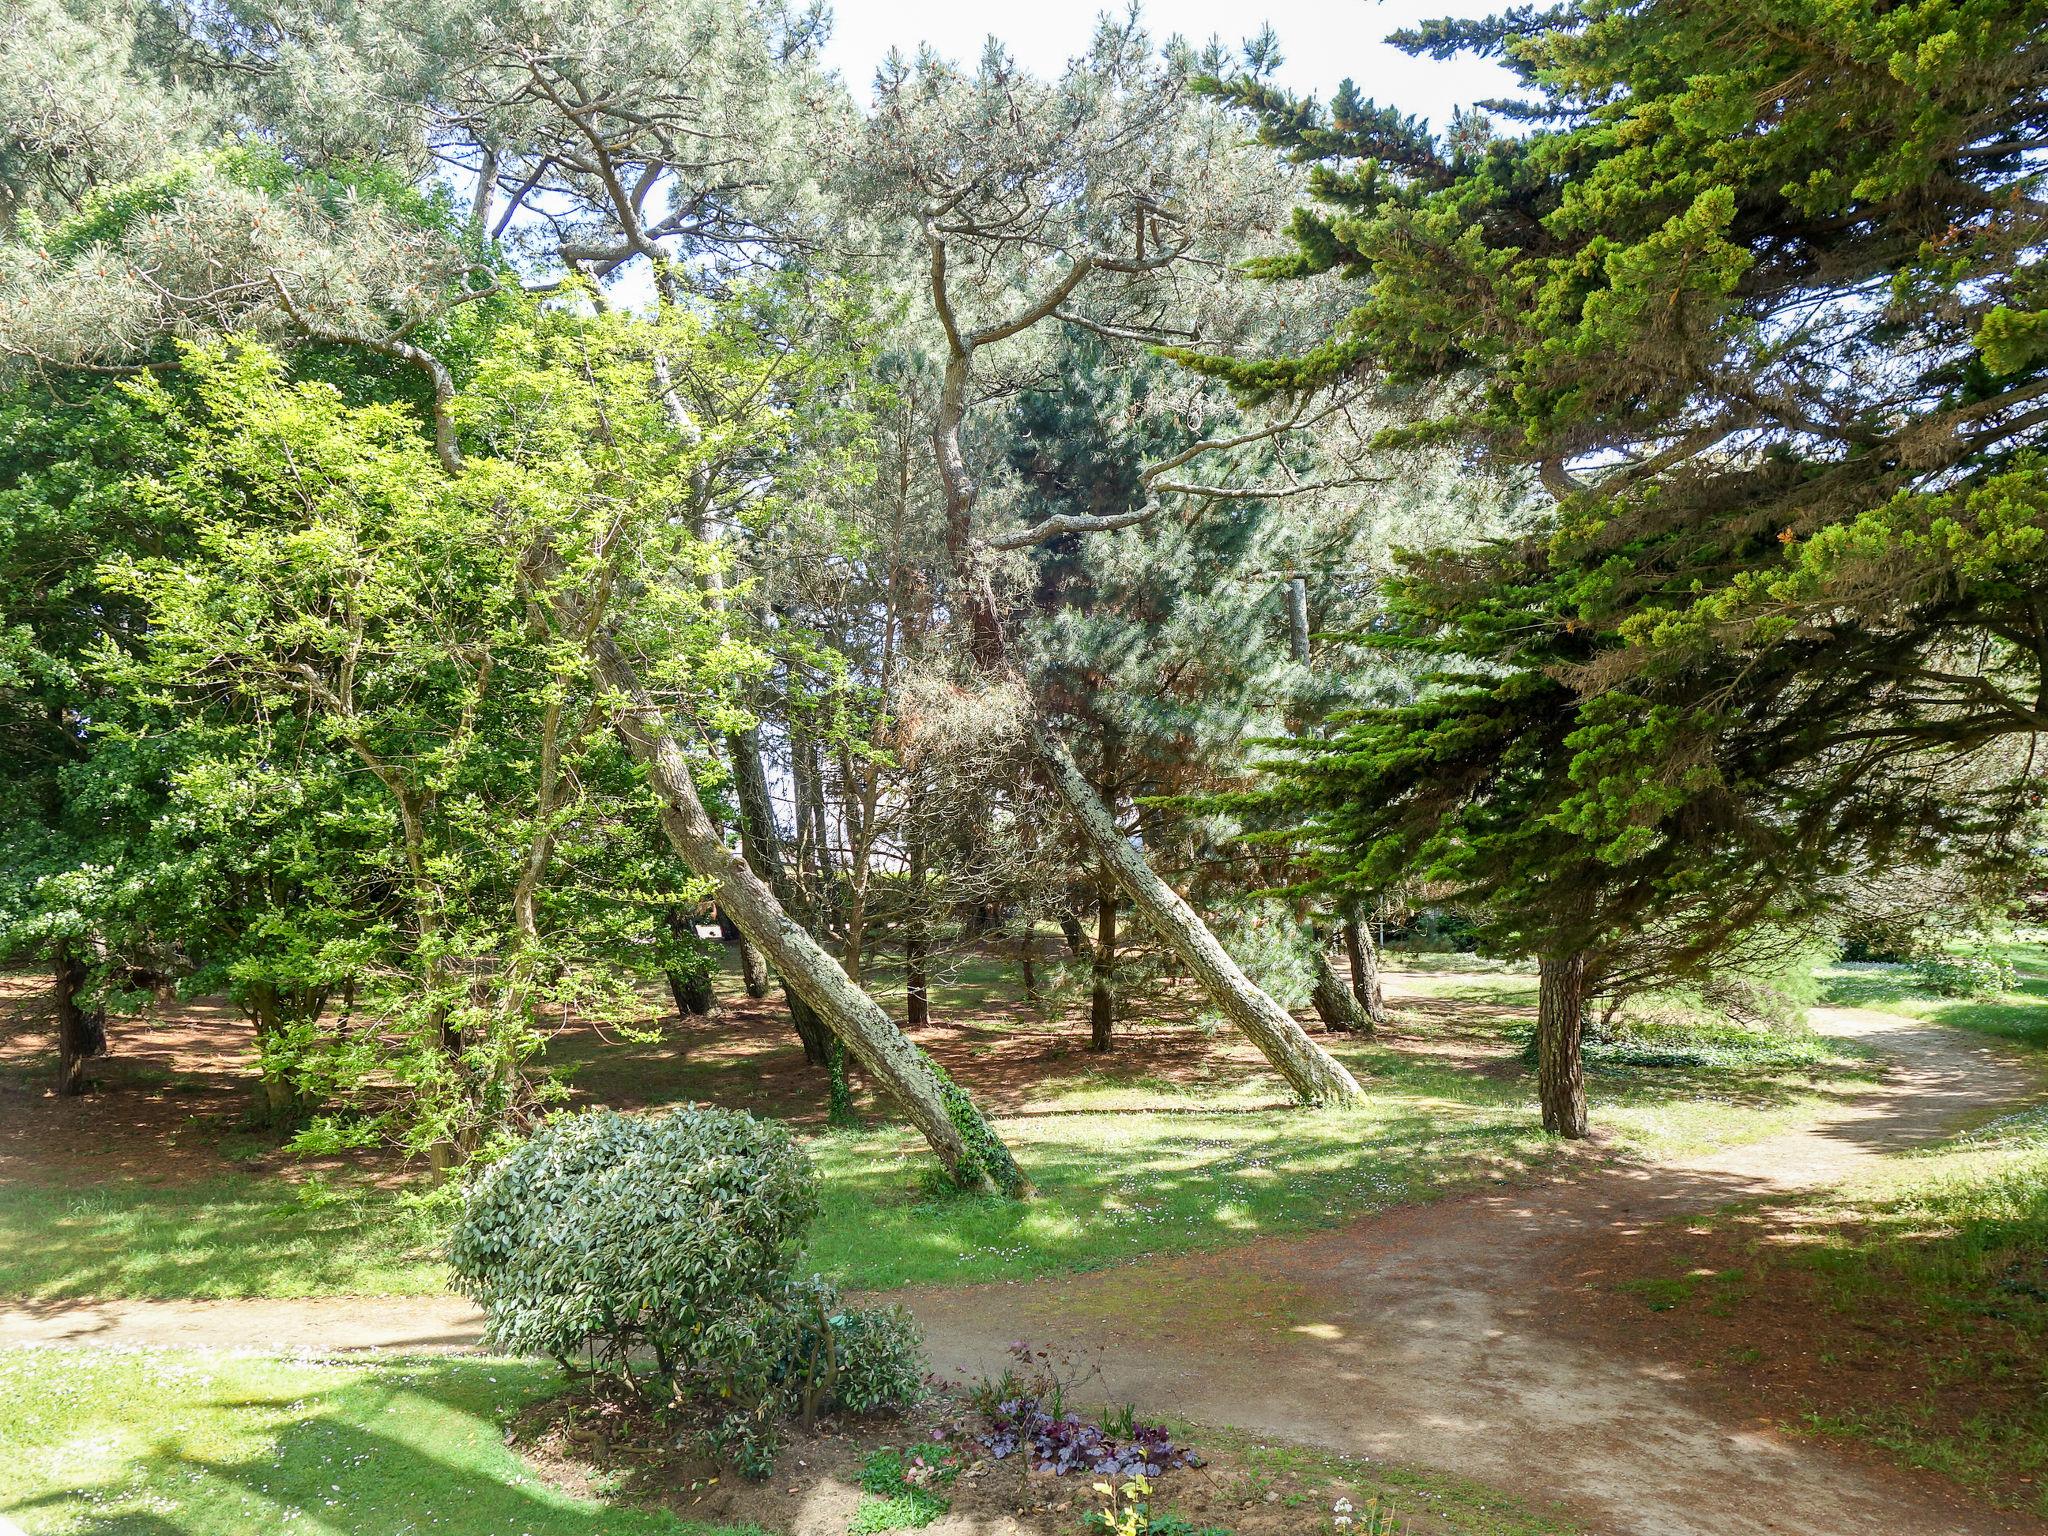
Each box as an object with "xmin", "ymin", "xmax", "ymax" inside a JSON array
[
  {"xmin": 590, "ymin": 632, "xmax": 1025, "ymax": 1194},
  {"xmin": 1031, "ymin": 721, "xmax": 1366, "ymax": 1106},
  {"xmin": 1342, "ymin": 909, "xmax": 1388, "ymax": 1027},
  {"xmin": 1535, "ymin": 949, "xmax": 1591, "ymax": 1138}
]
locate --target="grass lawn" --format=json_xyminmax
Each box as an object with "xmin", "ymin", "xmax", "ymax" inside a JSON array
[
  {"xmin": 0, "ymin": 1173, "xmax": 448, "ymax": 1300},
  {"xmin": 1612, "ymin": 1100, "xmax": 2048, "ymax": 1517},
  {"xmin": 1791, "ymin": 1103, "xmax": 2048, "ymax": 1509},
  {"xmin": 1817, "ymin": 959, "xmax": 2048, "ymax": 1053},
  {"xmin": 0, "ymin": 1348, "xmax": 762, "ymax": 1536},
  {"xmin": 2, "ymin": 999, "xmax": 1883, "ymax": 1302}
]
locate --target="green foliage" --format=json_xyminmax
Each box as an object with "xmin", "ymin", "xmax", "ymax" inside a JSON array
[
  {"xmin": 1910, "ymin": 953, "xmax": 2018, "ymax": 999},
  {"xmin": 449, "ymin": 1106, "xmax": 817, "ymax": 1364},
  {"xmin": 849, "ymin": 1446, "xmax": 957, "ymax": 1533},
  {"xmin": 449, "ymin": 1107, "xmax": 924, "ymax": 1476},
  {"xmin": 1197, "ymin": 0, "xmax": 2048, "ymax": 1033}
]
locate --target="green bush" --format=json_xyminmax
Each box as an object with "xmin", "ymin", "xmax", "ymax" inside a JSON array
[
  {"xmin": 1910, "ymin": 954, "xmax": 2016, "ymax": 999},
  {"xmin": 448, "ymin": 1107, "xmax": 923, "ymax": 1476}
]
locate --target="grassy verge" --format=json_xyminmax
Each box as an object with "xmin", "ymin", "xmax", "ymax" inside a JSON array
[
  {"xmin": 0, "ymin": 1349, "xmax": 761, "ymax": 1536},
  {"xmin": 0, "ymin": 976, "xmax": 1889, "ymax": 1302},
  {"xmin": 1189, "ymin": 1426, "xmax": 1585, "ymax": 1536},
  {"xmin": 1791, "ymin": 1105, "xmax": 2048, "ymax": 1510},
  {"xmin": 1612, "ymin": 1103, "xmax": 2048, "ymax": 1517},
  {"xmin": 1815, "ymin": 934, "xmax": 2048, "ymax": 1053}
]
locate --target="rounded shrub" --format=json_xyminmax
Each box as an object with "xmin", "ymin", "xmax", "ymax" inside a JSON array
[{"xmin": 448, "ymin": 1106, "xmax": 923, "ymax": 1476}]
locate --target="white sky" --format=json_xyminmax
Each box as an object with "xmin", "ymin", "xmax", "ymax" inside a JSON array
[{"xmin": 820, "ymin": 0, "xmax": 1517, "ymax": 128}]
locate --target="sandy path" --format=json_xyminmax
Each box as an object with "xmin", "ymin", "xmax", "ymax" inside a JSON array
[{"xmin": 3, "ymin": 997, "xmax": 2038, "ymax": 1535}]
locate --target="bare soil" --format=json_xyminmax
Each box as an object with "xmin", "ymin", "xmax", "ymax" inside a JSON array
[{"xmin": 509, "ymin": 1382, "xmax": 1524, "ymax": 1536}]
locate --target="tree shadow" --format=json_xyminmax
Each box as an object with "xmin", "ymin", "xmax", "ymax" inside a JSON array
[{"xmin": 7, "ymin": 1358, "xmax": 755, "ymax": 1536}]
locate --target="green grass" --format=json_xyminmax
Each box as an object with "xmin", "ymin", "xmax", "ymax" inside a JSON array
[
  {"xmin": 0, "ymin": 1171, "xmax": 448, "ymax": 1300},
  {"xmin": 1817, "ymin": 959, "xmax": 2048, "ymax": 1052},
  {"xmin": 1190, "ymin": 1427, "xmax": 1584, "ymax": 1535},
  {"xmin": 0, "ymin": 1348, "xmax": 762, "ymax": 1536},
  {"xmin": 1782, "ymin": 1105, "xmax": 2048, "ymax": 1511},
  {"xmin": 0, "ymin": 962, "xmax": 1898, "ymax": 1302}
]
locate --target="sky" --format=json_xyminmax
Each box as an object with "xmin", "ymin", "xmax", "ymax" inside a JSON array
[{"xmin": 819, "ymin": 0, "xmax": 1518, "ymax": 128}]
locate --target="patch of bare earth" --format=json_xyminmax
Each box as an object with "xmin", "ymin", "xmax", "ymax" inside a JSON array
[
  {"xmin": 1570, "ymin": 1194, "xmax": 2048, "ymax": 1521},
  {"xmin": 510, "ymin": 1384, "xmax": 1519, "ymax": 1536}
]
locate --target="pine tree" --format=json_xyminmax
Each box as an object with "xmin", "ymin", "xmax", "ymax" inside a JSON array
[{"xmin": 1195, "ymin": 0, "xmax": 2048, "ymax": 1133}]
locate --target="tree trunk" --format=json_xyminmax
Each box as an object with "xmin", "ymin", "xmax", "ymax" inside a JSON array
[
  {"xmin": 1310, "ymin": 936, "xmax": 1369, "ymax": 1034},
  {"xmin": 1535, "ymin": 950, "xmax": 1591, "ymax": 1139},
  {"xmin": 1090, "ymin": 877, "xmax": 1117, "ymax": 1051},
  {"xmin": 727, "ymin": 725, "xmax": 834, "ymax": 1065},
  {"xmin": 738, "ymin": 936, "xmax": 771, "ymax": 999},
  {"xmin": 590, "ymin": 631, "xmax": 1025, "ymax": 1194},
  {"xmin": 665, "ymin": 909, "xmax": 715, "ymax": 1018},
  {"xmin": 667, "ymin": 968, "xmax": 713, "ymax": 1020},
  {"xmin": 1031, "ymin": 719, "xmax": 1366, "ymax": 1106},
  {"xmin": 1019, "ymin": 927, "xmax": 1043, "ymax": 1011},
  {"xmin": 905, "ymin": 828, "xmax": 929, "ymax": 1030},
  {"xmin": 52, "ymin": 945, "xmax": 104, "ymax": 1097},
  {"xmin": 1057, "ymin": 907, "xmax": 1089, "ymax": 957},
  {"xmin": 1342, "ymin": 909, "xmax": 1388, "ymax": 1026}
]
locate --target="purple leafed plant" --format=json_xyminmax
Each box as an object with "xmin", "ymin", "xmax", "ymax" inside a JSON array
[{"xmin": 978, "ymin": 1399, "xmax": 1201, "ymax": 1477}]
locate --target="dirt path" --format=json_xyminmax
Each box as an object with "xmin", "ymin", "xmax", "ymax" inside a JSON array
[
  {"xmin": 3, "ymin": 998, "xmax": 2038, "ymax": 1536},
  {"xmin": 906, "ymin": 1004, "xmax": 2041, "ymax": 1536}
]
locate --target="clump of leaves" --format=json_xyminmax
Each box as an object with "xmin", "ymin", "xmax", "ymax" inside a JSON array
[
  {"xmin": 449, "ymin": 1107, "xmax": 924, "ymax": 1478},
  {"xmin": 848, "ymin": 1445, "xmax": 960, "ymax": 1533},
  {"xmin": 1911, "ymin": 954, "xmax": 2016, "ymax": 999},
  {"xmin": 973, "ymin": 1343, "xmax": 1199, "ymax": 1478}
]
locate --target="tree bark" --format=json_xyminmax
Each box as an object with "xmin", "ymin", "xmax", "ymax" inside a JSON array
[
  {"xmin": 728, "ymin": 726, "xmax": 835, "ymax": 1067},
  {"xmin": 1342, "ymin": 909, "xmax": 1388, "ymax": 1026},
  {"xmin": 664, "ymin": 909, "xmax": 715, "ymax": 1019},
  {"xmin": 1057, "ymin": 907, "xmax": 1089, "ymax": 957},
  {"xmin": 904, "ymin": 828, "xmax": 929, "ymax": 1030},
  {"xmin": 1031, "ymin": 720, "xmax": 1366, "ymax": 1105},
  {"xmin": 1090, "ymin": 876, "xmax": 1117, "ymax": 1052},
  {"xmin": 1535, "ymin": 950, "xmax": 1592, "ymax": 1138},
  {"xmin": 1310, "ymin": 937, "xmax": 1369, "ymax": 1034},
  {"xmin": 738, "ymin": 936, "xmax": 770, "ymax": 999},
  {"xmin": 589, "ymin": 631, "xmax": 1025, "ymax": 1193},
  {"xmin": 53, "ymin": 945, "xmax": 104, "ymax": 1097}
]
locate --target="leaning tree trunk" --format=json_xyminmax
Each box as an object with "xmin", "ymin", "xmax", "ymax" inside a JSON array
[
  {"xmin": 1342, "ymin": 909, "xmax": 1389, "ymax": 1027},
  {"xmin": 1031, "ymin": 721, "xmax": 1366, "ymax": 1106},
  {"xmin": 729, "ymin": 725, "xmax": 836, "ymax": 1067},
  {"xmin": 590, "ymin": 632, "xmax": 1024, "ymax": 1194},
  {"xmin": 52, "ymin": 945, "xmax": 105, "ymax": 1098},
  {"xmin": 1535, "ymin": 950, "xmax": 1592, "ymax": 1138},
  {"xmin": 1310, "ymin": 937, "xmax": 1370, "ymax": 1034}
]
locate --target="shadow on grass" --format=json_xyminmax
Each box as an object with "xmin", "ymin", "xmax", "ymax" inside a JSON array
[
  {"xmin": 0, "ymin": 1172, "xmax": 444, "ymax": 1301},
  {"xmin": 1819, "ymin": 966, "xmax": 2048, "ymax": 1052},
  {"xmin": 0, "ymin": 1353, "xmax": 759, "ymax": 1536}
]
